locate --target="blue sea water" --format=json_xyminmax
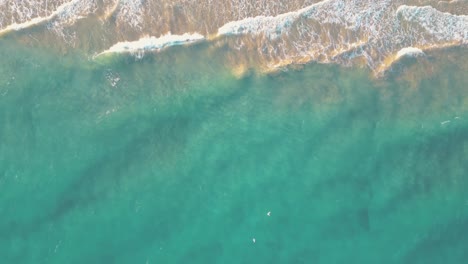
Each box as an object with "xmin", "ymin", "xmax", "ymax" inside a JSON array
[{"xmin": 0, "ymin": 39, "xmax": 468, "ymax": 263}]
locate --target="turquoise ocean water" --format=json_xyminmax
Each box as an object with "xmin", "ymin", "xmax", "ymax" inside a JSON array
[{"xmin": 1, "ymin": 37, "xmax": 468, "ymax": 263}]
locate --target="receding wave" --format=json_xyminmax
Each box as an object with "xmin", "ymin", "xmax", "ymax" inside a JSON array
[{"xmin": 1, "ymin": 0, "xmax": 467, "ymax": 76}]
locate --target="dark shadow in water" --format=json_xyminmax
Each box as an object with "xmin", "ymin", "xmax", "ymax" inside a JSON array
[
  {"xmin": 374, "ymin": 122, "xmax": 468, "ymax": 217},
  {"xmin": 402, "ymin": 216, "xmax": 468, "ymax": 264},
  {"xmin": 0, "ymin": 114, "xmax": 192, "ymax": 239},
  {"xmin": 0, "ymin": 70, "xmax": 254, "ymax": 252}
]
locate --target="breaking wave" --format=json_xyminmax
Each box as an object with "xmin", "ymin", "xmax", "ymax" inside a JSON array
[
  {"xmin": 214, "ymin": 0, "xmax": 467, "ymax": 74},
  {"xmin": 0, "ymin": 0, "xmax": 96, "ymax": 36},
  {"xmin": 395, "ymin": 47, "xmax": 425, "ymax": 60},
  {"xmin": 1, "ymin": 0, "xmax": 467, "ymax": 76},
  {"xmin": 95, "ymin": 33, "xmax": 205, "ymax": 57}
]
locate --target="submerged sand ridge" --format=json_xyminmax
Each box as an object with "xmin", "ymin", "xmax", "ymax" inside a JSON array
[{"xmin": 1, "ymin": 0, "xmax": 467, "ymax": 76}]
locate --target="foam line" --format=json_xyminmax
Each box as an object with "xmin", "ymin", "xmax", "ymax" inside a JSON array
[
  {"xmin": 217, "ymin": 0, "xmax": 333, "ymax": 39},
  {"xmin": 397, "ymin": 5, "xmax": 468, "ymax": 43},
  {"xmin": 216, "ymin": 0, "xmax": 467, "ymax": 75},
  {"xmin": 95, "ymin": 33, "xmax": 205, "ymax": 57},
  {"xmin": 0, "ymin": 0, "xmax": 90, "ymax": 37}
]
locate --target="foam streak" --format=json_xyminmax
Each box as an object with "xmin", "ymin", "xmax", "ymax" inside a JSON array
[
  {"xmin": 0, "ymin": 0, "xmax": 91, "ymax": 37},
  {"xmin": 95, "ymin": 33, "xmax": 205, "ymax": 57}
]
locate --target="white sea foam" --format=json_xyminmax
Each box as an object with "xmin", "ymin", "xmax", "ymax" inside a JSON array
[
  {"xmin": 217, "ymin": 11, "xmax": 301, "ymax": 39},
  {"xmin": 0, "ymin": 0, "xmax": 94, "ymax": 36},
  {"xmin": 217, "ymin": 0, "xmax": 393, "ymax": 71},
  {"xmin": 217, "ymin": 0, "xmax": 334, "ymax": 39},
  {"xmin": 2, "ymin": 0, "xmax": 466, "ymax": 75},
  {"xmin": 397, "ymin": 5, "xmax": 468, "ymax": 44},
  {"xmin": 0, "ymin": 16, "xmax": 51, "ymax": 34},
  {"xmin": 216, "ymin": 0, "xmax": 467, "ymax": 74},
  {"xmin": 217, "ymin": 0, "xmax": 393, "ymax": 39},
  {"xmin": 96, "ymin": 33, "xmax": 205, "ymax": 57},
  {"xmin": 438, "ymin": 0, "xmax": 466, "ymax": 4},
  {"xmin": 116, "ymin": 0, "xmax": 145, "ymax": 29},
  {"xmin": 395, "ymin": 47, "xmax": 425, "ymax": 60}
]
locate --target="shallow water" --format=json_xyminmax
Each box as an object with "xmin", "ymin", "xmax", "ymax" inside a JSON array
[
  {"xmin": 1, "ymin": 35, "xmax": 467, "ymax": 263},
  {"xmin": 1, "ymin": 0, "xmax": 467, "ymax": 75}
]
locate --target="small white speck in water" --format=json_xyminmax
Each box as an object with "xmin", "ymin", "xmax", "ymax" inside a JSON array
[
  {"xmin": 252, "ymin": 238, "xmax": 256, "ymax": 243},
  {"xmin": 267, "ymin": 211, "xmax": 271, "ymax": 217}
]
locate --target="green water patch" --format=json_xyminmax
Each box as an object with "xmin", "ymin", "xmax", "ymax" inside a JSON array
[{"xmin": 0, "ymin": 41, "xmax": 467, "ymax": 263}]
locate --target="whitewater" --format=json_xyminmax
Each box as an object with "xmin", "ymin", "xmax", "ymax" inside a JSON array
[{"xmin": 0, "ymin": 0, "xmax": 466, "ymax": 75}]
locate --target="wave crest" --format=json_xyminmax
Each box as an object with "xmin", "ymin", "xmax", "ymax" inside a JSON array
[
  {"xmin": 95, "ymin": 33, "xmax": 205, "ymax": 57},
  {"xmin": 1, "ymin": 0, "xmax": 467, "ymax": 76}
]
